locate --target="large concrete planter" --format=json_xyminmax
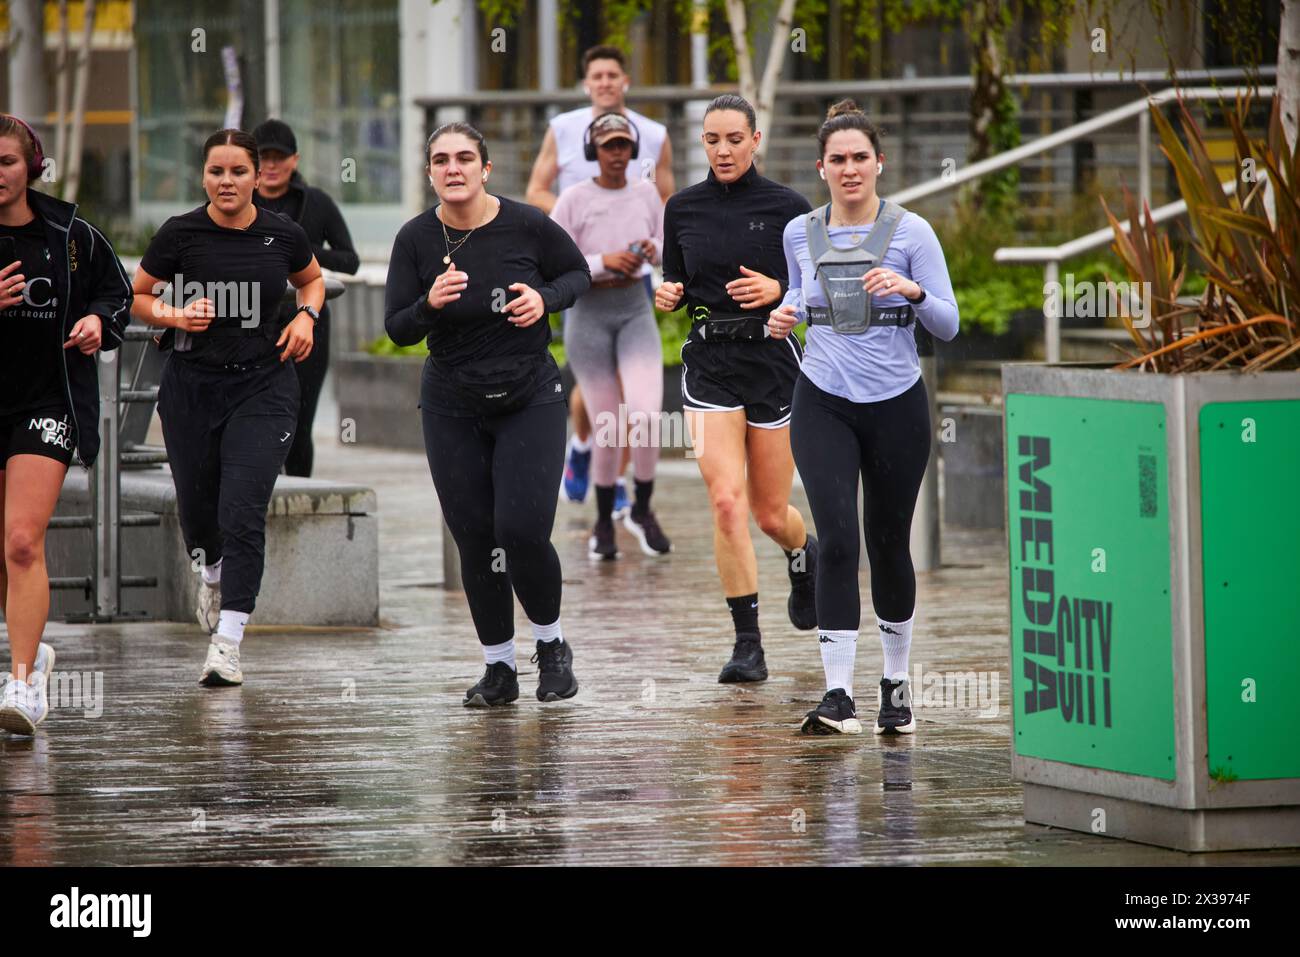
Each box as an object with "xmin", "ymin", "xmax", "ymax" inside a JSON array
[
  {"xmin": 335, "ymin": 353, "xmax": 426, "ymax": 451},
  {"xmin": 336, "ymin": 352, "xmax": 686, "ymax": 451},
  {"xmin": 1002, "ymin": 363, "xmax": 1300, "ymax": 851}
]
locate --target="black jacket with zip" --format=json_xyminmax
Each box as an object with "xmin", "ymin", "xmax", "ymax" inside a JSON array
[
  {"xmin": 253, "ymin": 171, "xmax": 359, "ymax": 323},
  {"xmin": 25, "ymin": 188, "xmax": 133, "ymax": 468}
]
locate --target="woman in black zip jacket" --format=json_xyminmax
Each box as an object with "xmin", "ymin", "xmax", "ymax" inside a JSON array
[
  {"xmin": 0, "ymin": 114, "xmax": 131, "ymax": 735},
  {"xmin": 131, "ymin": 128, "xmax": 325, "ymax": 690},
  {"xmin": 252, "ymin": 118, "xmax": 360, "ymax": 477},
  {"xmin": 384, "ymin": 122, "xmax": 590, "ymax": 708}
]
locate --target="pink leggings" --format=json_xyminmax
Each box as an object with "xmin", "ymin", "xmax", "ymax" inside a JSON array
[{"xmin": 564, "ymin": 284, "xmax": 663, "ymax": 487}]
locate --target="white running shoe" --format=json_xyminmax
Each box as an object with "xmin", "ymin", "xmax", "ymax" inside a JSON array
[
  {"xmin": 34, "ymin": 642, "xmax": 55, "ymax": 679},
  {"xmin": 196, "ymin": 580, "xmax": 221, "ymax": 635},
  {"xmin": 199, "ymin": 637, "xmax": 243, "ymax": 687},
  {"xmin": 0, "ymin": 669, "xmax": 50, "ymax": 735}
]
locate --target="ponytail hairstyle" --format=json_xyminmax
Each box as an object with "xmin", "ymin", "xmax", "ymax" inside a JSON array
[
  {"xmin": 817, "ymin": 98, "xmax": 883, "ymax": 159},
  {"xmin": 704, "ymin": 94, "xmax": 757, "ymax": 133},
  {"xmin": 0, "ymin": 114, "xmax": 44, "ymax": 182},
  {"xmin": 426, "ymin": 122, "xmax": 490, "ymax": 167}
]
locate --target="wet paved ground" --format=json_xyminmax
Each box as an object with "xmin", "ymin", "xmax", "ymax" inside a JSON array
[{"xmin": 4, "ymin": 422, "xmax": 1299, "ymax": 866}]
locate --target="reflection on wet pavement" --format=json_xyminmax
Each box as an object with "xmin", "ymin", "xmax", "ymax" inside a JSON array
[{"xmin": 3, "ymin": 437, "xmax": 1296, "ymax": 866}]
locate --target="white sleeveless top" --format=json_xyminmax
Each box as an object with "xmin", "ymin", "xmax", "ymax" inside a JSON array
[{"xmin": 550, "ymin": 105, "xmax": 667, "ymax": 194}]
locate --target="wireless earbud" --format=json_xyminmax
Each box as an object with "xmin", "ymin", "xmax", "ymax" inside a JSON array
[
  {"xmin": 818, "ymin": 168, "xmax": 826, "ymax": 181},
  {"xmin": 623, "ymin": 84, "xmax": 629, "ymax": 93},
  {"xmin": 481, "ymin": 173, "xmax": 487, "ymax": 182},
  {"xmin": 876, "ymin": 163, "xmax": 883, "ymax": 175}
]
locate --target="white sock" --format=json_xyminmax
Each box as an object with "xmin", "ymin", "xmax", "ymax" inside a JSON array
[
  {"xmin": 531, "ymin": 618, "xmax": 563, "ymax": 644},
  {"xmin": 819, "ymin": 630, "xmax": 857, "ymax": 697},
  {"xmin": 877, "ymin": 614, "xmax": 913, "ymax": 681},
  {"xmin": 216, "ymin": 610, "xmax": 249, "ymax": 645},
  {"xmin": 570, "ymin": 433, "xmax": 591, "ymax": 454},
  {"xmin": 201, "ymin": 558, "xmax": 223, "ymax": 586},
  {"xmin": 483, "ymin": 639, "xmax": 516, "ymax": 671}
]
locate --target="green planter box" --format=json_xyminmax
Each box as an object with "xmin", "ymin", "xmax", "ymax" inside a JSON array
[{"xmin": 1002, "ymin": 363, "xmax": 1300, "ymax": 851}]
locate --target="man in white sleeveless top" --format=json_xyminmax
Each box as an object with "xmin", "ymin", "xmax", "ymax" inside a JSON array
[{"xmin": 527, "ymin": 44, "xmax": 676, "ymax": 511}]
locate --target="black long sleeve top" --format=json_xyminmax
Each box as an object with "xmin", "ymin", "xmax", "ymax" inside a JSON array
[
  {"xmin": 384, "ymin": 194, "xmax": 590, "ymax": 415},
  {"xmin": 662, "ymin": 162, "xmax": 811, "ymax": 319}
]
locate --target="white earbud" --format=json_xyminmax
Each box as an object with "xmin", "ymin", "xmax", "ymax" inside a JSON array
[
  {"xmin": 818, "ymin": 168, "xmax": 826, "ymax": 181},
  {"xmin": 481, "ymin": 173, "xmax": 487, "ymax": 182},
  {"xmin": 583, "ymin": 86, "xmax": 591, "ymax": 97},
  {"xmin": 622, "ymin": 83, "xmax": 629, "ymax": 93},
  {"xmin": 877, "ymin": 163, "xmax": 883, "ymax": 175}
]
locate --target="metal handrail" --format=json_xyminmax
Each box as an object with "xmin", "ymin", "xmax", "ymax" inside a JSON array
[
  {"xmin": 413, "ymin": 66, "xmax": 1274, "ymax": 109},
  {"xmin": 894, "ymin": 86, "xmax": 1274, "ymax": 209}
]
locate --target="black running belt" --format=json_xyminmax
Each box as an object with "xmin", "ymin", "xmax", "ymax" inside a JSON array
[
  {"xmin": 689, "ymin": 304, "xmax": 769, "ymax": 340},
  {"xmin": 807, "ymin": 305, "xmax": 913, "ymax": 327}
]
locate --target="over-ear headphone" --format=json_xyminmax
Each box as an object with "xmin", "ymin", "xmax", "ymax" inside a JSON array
[
  {"xmin": 3, "ymin": 114, "xmax": 45, "ymax": 182},
  {"xmin": 583, "ymin": 113, "xmax": 641, "ymax": 162}
]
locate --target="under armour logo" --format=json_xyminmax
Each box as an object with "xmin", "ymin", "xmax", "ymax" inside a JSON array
[
  {"xmin": 879, "ymin": 624, "xmax": 902, "ymax": 635},
  {"xmin": 748, "ymin": 221, "xmax": 766, "ymax": 231},
  {"xmin": 264, "ymin": 237, "xmax": 275, "ymax": 245}
]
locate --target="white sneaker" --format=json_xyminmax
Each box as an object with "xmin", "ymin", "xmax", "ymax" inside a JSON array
[
  {"xmin": 35, "ymin": 642, "xmax": 56, "ymax": 679},
  {"xmin": 196, "ymin": 581, "xmax": 221, "ymax": 635},
  {"xmin": 199, "ymin": 637, "xmax": 243, "ymax": 686},
  {"xmin": 0, "ymin": 671, "xmax": 49, "ymax": 735}
]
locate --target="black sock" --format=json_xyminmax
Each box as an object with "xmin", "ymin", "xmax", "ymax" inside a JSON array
[
  {"xmin": 632, "ymin": 479, "xmax": 654, "ymax": 517},
  {"xmin": 726, "ymin": 593, "xmax": 760, "ymax": 639},
  {"xmin": 784, "ymin": 536, "xmax": 810, "ymax": 564},
  {"xmin": 595, "ymin": 484, "xmax": 616, "ymax": 522}
]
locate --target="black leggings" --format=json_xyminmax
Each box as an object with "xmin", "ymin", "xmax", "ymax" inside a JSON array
[
  {"xmin": 159, "ymin": 357, "xmax": 299, "ymax": 615},
  {"xmin": 422, "ymin": 401, "xmax": 567, "ymax": 646},
  {"xmin": 789, "ymin": 373, "xmax": 931, "ymax": 629},
  {"xmin": 284, "ymin": 314, "xmax": 329, "ymax": 477}
]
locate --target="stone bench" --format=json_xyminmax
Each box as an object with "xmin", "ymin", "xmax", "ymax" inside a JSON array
[{"xmin": 48, "ymin": 469, "xmax": 378, "ymax": 626}]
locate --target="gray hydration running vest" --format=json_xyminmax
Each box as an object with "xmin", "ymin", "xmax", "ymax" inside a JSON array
[{"xmin": 805, "ymin": 199, "xmax": 912, "ymax": 335}]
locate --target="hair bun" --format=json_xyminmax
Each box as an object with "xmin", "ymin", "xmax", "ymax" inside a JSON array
[{"xmin": 826, "ymin": 98, "xmax": 863, "ymax": 120}]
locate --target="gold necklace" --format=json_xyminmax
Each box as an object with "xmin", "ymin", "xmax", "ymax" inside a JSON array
[
  {"xmin": 830, "ymin": 206, "xmax": 876, "ymax": 244},
  {"xmin": 440, "ymin": 195, "xmax": 492, "ymax": 265}
]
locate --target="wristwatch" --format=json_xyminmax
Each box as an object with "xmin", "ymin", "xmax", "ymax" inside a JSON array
[
  {"xmin": 295, "ymin": 304, "xmax": 321, "ymax": 324},
  {"xmin": 905, "ymin": 285, "xmax": 927, "ymax": 305}
]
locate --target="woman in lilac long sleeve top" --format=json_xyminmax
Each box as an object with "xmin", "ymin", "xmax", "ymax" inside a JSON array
[{"xmin": 767, "ymin": 99, "xmax": 959, "ymax": 738}]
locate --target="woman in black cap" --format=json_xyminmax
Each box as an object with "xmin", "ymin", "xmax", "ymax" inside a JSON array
[
  {"xmin": 385, "ymin": 122, "xmax": 590, "ymax": 707},
  {"xmin": 252, "ymin": 118, "xmax": 360, "ymax": 477}
]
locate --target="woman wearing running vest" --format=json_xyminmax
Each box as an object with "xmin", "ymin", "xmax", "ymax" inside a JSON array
[
  {"xmin": 550, "ymin": 111, "xmax": 670, "ymax": 559},
  {"xmin": 385, "ymin": 123, "xmax": 591, "ymax": 707},
  {"xmin": 132, "ymin": 129, "xmax": 325, "ymax": 688},
  {"xmin": 656, "ymin": 94, "xmax": 818, "ymax": 684},
  {"xmin": 767, "ymin": 100, "xmax": 959, "ymax": 735},
  {"xmin": 0, "ymin": 115, "xmax": 131, "ymax": 734}
]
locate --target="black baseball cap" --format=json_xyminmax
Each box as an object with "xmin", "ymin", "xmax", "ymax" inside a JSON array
[{"xmin": 253, "ymin": 118, "xmax": 297, "ymax": 155}]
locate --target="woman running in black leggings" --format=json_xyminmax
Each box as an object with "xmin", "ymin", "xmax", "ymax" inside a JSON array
[
  {"xmin": 768, "ymin": 100, "xmax": 958, "ymax": 735},
  {"xmin": 133, "ymin": 128, "xmax": 325, "ymax": 688},
  {"xmin": 385, "ymin": 122, "xmax": 591, "ymax": 707}
]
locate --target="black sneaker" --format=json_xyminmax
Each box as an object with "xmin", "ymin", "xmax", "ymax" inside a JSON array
[
  {"xmin": 623, "ymin": 508, "xmax": 672, "ymax": 555},
  {"xmin": 874, "ymin": 677, "xmax": 916, "ymax": 735},
  {"xmin": 532, "ymin": 639, "xmax": 579, "ymax": 702},
  {"xmin": 718, "ymin": 635, "xmax": 767, "ymax": 683},
  {"xmin": 786, "ymin": 534, "xmax": 818, "ymax": 631},
  {"xmin": 800, "ymin": 688, "xmax": 863, "ymax": 735},
  {"xmin": 464, "ymin": 661, "xmax": 520, "ymax": 707},
  {"xmin": 588, "ymin": 516, "xmax": 618, "ymax": 560}
]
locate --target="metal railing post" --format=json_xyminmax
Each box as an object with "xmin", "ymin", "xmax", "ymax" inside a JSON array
[
  {"xmin": 1138, "ymin": 108, "xmax": 1151, "ymax": 219},
  {"xmin": 1044, "ymin": 259, "xmax": 1061, "ymax": 364},
  {"xmin": 92, "ymin": 350, "xmax": 121, "ymax": 618}
]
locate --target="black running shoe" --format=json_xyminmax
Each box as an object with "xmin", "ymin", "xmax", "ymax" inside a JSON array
[
  {"xmin": 718, "ymin": 635, "xmax": 768, "ymax": 683},
  {"xmin": 800, "ymin": 688, "xmax": 863, "ymax": 735},
  {"xmin": 588, "ymin": 516, "xmax": 618, "ymax": 560},
  {"xmin": 874, "ymin": 677, "xmax": 916, "ymax": 734},
  {"xmin": 532, "ymin": 639, "xmax": 579, "ymax": 702},
  {"xmin": 623, "ymin": 508, "xmax": 672, "ymax": 555},
  {"xmin": 786, "ymin": 534, "xmax": 818, "ymax": 631},
  {"xmin": 464, "ymin": 661, "xmax": 520, "ymax": 708}
]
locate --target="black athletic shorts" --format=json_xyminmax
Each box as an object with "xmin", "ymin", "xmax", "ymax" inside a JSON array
[
  {"xmin": 679, "ymin": 328, "xmax": 803, "ymax": 429},
  {"xmin": 0, "ymin": 402, "xmax": 77, "ymax": 467}
]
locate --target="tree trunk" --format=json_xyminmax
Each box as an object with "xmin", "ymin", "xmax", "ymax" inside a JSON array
[
  {"xmin": 64, "ymin": 0, "xmax": 96, "ymax": 203},
  {"xmin": 723, "ymin": 0, "xmax": 757, "ymax": 106},
  {"xmin": 754, "ymin": 0, "xmax": 798, "ymax": 164},
  {"xmin": 1281, "ymin": 0, "xmax": 1299, "ymax": 155},
  {"xmin": 55, "ymin": 1, "xmax": 71, "ymax": 179}
]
